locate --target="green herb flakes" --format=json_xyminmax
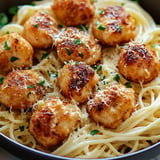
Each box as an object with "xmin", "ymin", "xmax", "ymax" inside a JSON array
[
  {"xmin": 0, "ymin": 77, "xmax": 4, "ymax": 84},
  {"xmin": 65, "ymin": 48, "xmax": 72, "ymax": 55},
  {"xmin": 115, "ymin": 25, "xmax": 122, "ymax": 33},
  {"xmin": 97, "ymin": 65, "xmax": 102, "ymax": 72},
  {"xmin": 97, "ymin": 25, "xmax": 106, "ymax": 31},
  {"xmin": 58, "ymin": 24, "xmax": 63, "ymax": 28},
  {"xmin": 19, "ymin": 125, "xmax": 24, "ymax": 131},
  {"xmin": 47, "ymin": 70, "xmax": 51, "ymax": 77},
  {"xmin": 10, "ymin": 56, "xmax": 19, "ymax": 62},
  {"xmin": 34, "ymin": 24, "xmax": 38, "ymax": 28},
  {"xmin": 27, "ymin": 84, "xmax": 36, "ymax": 89},
  {"xmin": 125, "ymin": 82, "xmax": 132, "ymax": 88},
  {"xmin": 4, "ymin": 41, "xmax": 10, "ymax": 50},
  {"xmin": 41, "ymin": 52, "xmax": 50, "ymax": 60},
  {"xmin": 53, "ymin": 71, "xmax": 58, "ymax": 78},
  {"xmin": 75, "ymin": 62, "xmax": 79, "ymax": 65},
  {"xmin": 38, "ymin": 80, "xmax": 45, "ymax": 86},
  {"xmin": 113, "ymin": 74, "xmax": 120, "ymax": 82},
  {"xmin": 121, "ymin": 2, "xmax": 125, "ymax": 6},
  {"xmin": 98, "ymin": 10, "xmax": 104, "ymax": 15},
  {"xmin": 78, "ymin": 24, "xmax": 88, "ymax": 31},
  {"xmin": 74, "ymin": 39, "xmax": 81, "ymax": 45},
  {"xmin": 27, "ymin": 92, "xmax": 31, "ymax": 98},
  {"xmin": 90, "ymin": 129, "xmax": 99, "ymax": 135}
]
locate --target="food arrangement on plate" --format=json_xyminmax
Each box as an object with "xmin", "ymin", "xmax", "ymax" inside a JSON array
[{"xmin": 0, "ymin": 0, "xmax": 160, "ymax": 159}]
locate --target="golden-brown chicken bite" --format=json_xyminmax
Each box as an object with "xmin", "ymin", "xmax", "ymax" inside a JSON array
[
  {"xmin": 29, "ymin": 97, "xmax": 81, "ymax": 149},
  {"xmin": 0, "ymin": 70, "xmax": 46, "ymax": 109},
  {"xmin": 118, "ymin": 42, "xmax": 160, "ymax": 83},
  {"xmin": 55, "ymin": 27, "xmax": 102, "ymax": 65},
  {"xmin": 57, "ymin": 61, "xmax": 99, "ymax": 103},
  {"xmin": 92, "ymin": 5, "xmax": 136, "ymax": 46},
  {"xmin": 52, "ymin": 0, "xmax": 95, "ymax": 26},
  {"xmin": 0, "ymin": 32, "xmax": 33, "ymax": 74},
  {"xmin": 23, "ymin": 11, "xmax": 59, "ymax": 48},
  {"xmin": 87, "ymin": 84, "xmax": 135, "ymax": 129}
]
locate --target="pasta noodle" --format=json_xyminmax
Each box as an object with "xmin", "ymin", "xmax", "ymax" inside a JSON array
[{"xmin": 0, "ymin": 0, "xmax": 160, "ymax": 159}]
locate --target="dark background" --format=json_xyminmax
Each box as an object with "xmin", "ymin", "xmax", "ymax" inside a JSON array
[{"xmin": 0, "ymin": 0, "xmax": 159, "ymax": 23}]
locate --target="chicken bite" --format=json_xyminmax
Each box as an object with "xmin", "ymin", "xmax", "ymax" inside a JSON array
[
  {"xmin": 55, "ymin": 27, "xmax": 102, "ymax": 65},
  {"xmin": 87, "ymin": 84, "xmax": 135, "ymax": 129},
  {"xmin": 0, "ymin": 70, "xmax": 46, "ymax": 109},
  {"xmin": 118, "ymin": 42, "xmax": 160, "ymax": 83},
  {"xmin": 23, "ymin": 11, "xmax": 59, "ymax": 48},
  {"xmin": 92, "ymin": 5, "xmax": 136, "ymax": 45},
  {"xmin": 57, "ymin": 61, "xmax": 99, "ymax": 103},
  {"xmin": 29, "ymin": 97, "xmax": 81, "ymax": 149},
  {"xmin": 52, "ymin": 0, "xmax": 95, "ymax": 26},
  {"xmin": 0, "ymin": 32, "xmax": 33, "ymax": 74}
]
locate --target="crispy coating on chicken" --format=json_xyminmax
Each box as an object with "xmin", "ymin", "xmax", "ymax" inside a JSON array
[
  {"xmin": 0, "ymin": 32, "xmax": 33, "ymax": 74},
  {"xmin": 52, "ymin": 0, "xmax": 95, "ymax": 26},
  {"xmin": 23, "ymin": 11, "xmax": 59, "ymax": 48},
  {"xmin": 0, "ymin": 70, "xmax": 46, "ymax": 109},
  {"xmin": 92, "ymin": 5, "xmax": 136, "ymax": 45},
  {"xmin": 118, "ymin": 42, "xmax": 160, "ymax": 83},
  {"xmin": 29, "ymin": 97, "xmax": 81, "ymax": 149},
  {"xmin": 55, "ymin": 27, "xmax": 102, "ymax": 65},
  {"xmin": 57, "ymin": 61, "xmax": 99, "ymax": 103},
  {"xmin": 87, "ymin": 84, "xmax": 135, "ymax": 129}
]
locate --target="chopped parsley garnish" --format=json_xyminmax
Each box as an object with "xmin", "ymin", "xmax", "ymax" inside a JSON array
[
  {"xmin": 47, "ymin": 70, "xmax": 51, "ymax": 77},
  {"xmin": 82, "ymin": 42, "xmax": 87, "ymax": 47},
  {"xmin": 90, "ymin": 129, "xmax": 99, "ymax": 135},
  {"xmin": 78, "ymin": 24, "xmax": 88, "ymax": 31},
  {"xmin": 97, "ymin": 24, "xmax": 106, "ymax": 31},
  {"xmin": 79, "ymin": 53, "xmax": 84, "ymax": 58},
  {"xmin": 28, "ymin": 66, "xmax": 32, "ymax": 69},
  {"xmin": 34, "ymin": 24, "xmax": 38, "ymax": 28},
  {"xmin": 113, "ymin": 74, "xmax": 120, "ymax": 82},
  {"xmin": 0, "ymin": 13, "xmax": 8, "ymax": 29},
  {"xmin": 41, "ymin": 52, "xmax": 50, "ymax": 60},
  {"xmin": 27, "ymin": 84, "xmax": 36, "ymax": 89},
  {"xmin": 38, "ymin": 80, "xmax": 45, "ymax": 86},
  {"xmin": 115, "ymin": 25, "xmax": 122, "ymax": 33},
  {"xmin": 65, "ymin": 48, "xmax": 72, "ymax": 55},
  {"xmin": 27, "ymin": 85, "xmax": 33, "ymax": 89},
  {"xmin": 58, "ymin": 24, "xmax": 63, "ymax": 28},
  {"xmin": 121, "ymin": 2, "xmax": 126, "ymax": 6},
  {"xmin": 92, "ymin": 64, "xmax": 98, "ymax": 70},
  {"xmin": 6, "ymin": 31, "xmax": 10, "ymax": 34},
  {"xmin": 125, "ymin": 82, "xmax": 132, "ymax": 88},
  {"xmin": 27, "ymin": 92, "xmax": 31, "ymax": 98},
  {"xmin": 74, "ymin": 39, "xmax": 81, "ymax": 45},
  {"xmin": 9, "ymin": 6, "xmax": 19, "ymax": 15},
  {"xmin": 96, "ymin": 65, "xmax": 102, "ymax": 72},
  {"xmin": 150, "ymin": 45, "xmax": 156, "ymax": 48},
  {"xmin": 98, "ymin": 10, "xmax": 104, "ymax": 15},
  {"xmin": 10, "ymin": 56, "xmax": 19, "ymax": 62},
  {"xmin": 0, "ymin": 77, "xmax": 4, "ymax": 84},
  {"xmin": 75, "ymin": 62, "xmax": 79, "ymax": 65},
  {"xmin": 4, "ymin": 41, "xmax": 10, "ymax": 50},
  {"xmin": 19, "ymin": 125, "xmax": 24, "ymax": 131},
  {"xmin": 53, "ymin": 71, "xmax": 58, "ymax": 78},
  {"xmin": 101, "ymin": 75, "xmax": 106, "ymax": 80}
]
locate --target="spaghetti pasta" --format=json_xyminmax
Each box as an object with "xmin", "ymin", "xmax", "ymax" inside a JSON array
[{"xmin": 0, "ymin": 0, "xmax": 160, "ymax": 159}]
